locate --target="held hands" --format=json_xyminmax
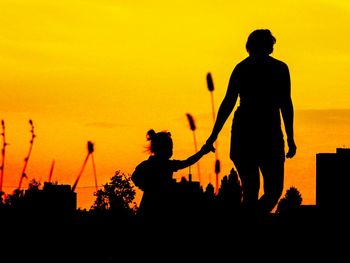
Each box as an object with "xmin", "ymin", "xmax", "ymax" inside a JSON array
[
  {"xmin": 199, "ymin": 135, "xmax": 217, "ymax": 155},
  {"xmin": 206, "ymin": 135, "xmax": 217, "ymax": 146},
  {"xmin": 200, "ymin": 143, "xmax": 216, "ymax": 155},
  {"xmin": 286, "ymin": 139, "xmax": 297, "ymax": 159}
]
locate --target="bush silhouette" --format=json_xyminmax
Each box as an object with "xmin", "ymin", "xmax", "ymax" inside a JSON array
[
  {"xmin": 91, "ymin": 170, "xmax": 138, "ymax": 218},
  {"xmin": 216, "ymin": 168, "xmax": 243, "ymax": 212},
  {"xmin": 276, "ymin": 186, "xmax": 302, "ymax": 215}
]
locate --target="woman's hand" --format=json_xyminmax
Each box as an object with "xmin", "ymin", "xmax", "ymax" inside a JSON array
[{"xmin": 286, "ymin": 139, "xmax": 297, "ymax": 158}]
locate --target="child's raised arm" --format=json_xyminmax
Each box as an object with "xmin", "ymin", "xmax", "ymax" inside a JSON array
[{"xmin": 174, "ymin": 144, "xmax": 215, "ymax": 171}]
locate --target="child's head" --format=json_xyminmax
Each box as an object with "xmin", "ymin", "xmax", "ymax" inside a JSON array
[{"xmin": 146, "ymin": 129, "xmax": 173, "ymax": 159}]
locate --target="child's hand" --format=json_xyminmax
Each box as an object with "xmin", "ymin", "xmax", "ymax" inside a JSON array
[{"xmin": 200, "ymin": 143, "xmax": 215, "ymax": 154}]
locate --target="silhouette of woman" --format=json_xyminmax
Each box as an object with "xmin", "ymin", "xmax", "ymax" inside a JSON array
[
  {"xmin": 205, "ymin": 29, "xmax": 297, "ymax": 216},
  {"xmin": 132, "ymin": 129, "xmax": 213, "ymax": 224}
]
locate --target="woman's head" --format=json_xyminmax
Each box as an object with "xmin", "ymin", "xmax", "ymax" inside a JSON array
[
  {"xmin": 246, "ymin": 29, "xmax": 276, "ymax": 56},
  {"xmin": 146, "ymin": 129, "xmax": 173, "ymax": 158}
]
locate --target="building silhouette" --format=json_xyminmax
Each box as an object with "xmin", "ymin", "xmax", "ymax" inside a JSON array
[{"xmin": 316, "ymin": 147, "xmax": 350, "ymax": 213}]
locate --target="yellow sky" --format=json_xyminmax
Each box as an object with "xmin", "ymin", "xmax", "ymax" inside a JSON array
[{"xmin": 0, "ymin": 0, "xmax": 350, "ymax": 209}]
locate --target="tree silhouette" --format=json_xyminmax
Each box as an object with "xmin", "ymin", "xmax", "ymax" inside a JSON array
[
  {"xmin": 276, "ymin": 186, "xmax": 302, "ymax": 215},
  {"xmin": 216, "ymin": 168, "xmax": 243, "ymax": 212},
  {"xmin": 28, "ymin": 178, "xmax": 41, "ymax": 190},
  {"xmin": 202, "ymin": 182, "xmax": 217, "ymax": 220},
  {"xmin": 204, "ymin": 182, "xmax": 215, "ymax": 200},
  {"xmin": 4, "ymin": 189, "xmax": 25, "ymax": 209},
  {"xmin": 0, "ymin": 191, "xmax": 4, "ymax": 206},
  {"xmin": 91, "ymin": 170, "xmax": 137, "ymax": 217}
]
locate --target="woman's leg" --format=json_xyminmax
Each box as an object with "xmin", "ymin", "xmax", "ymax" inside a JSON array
[
  {"xmin": 258, "ymin": 156, "xmax": 285, "ymax": 214},
  {"xmin": 233, "ymin": 156, "xmax": 260, "ymax": 215}
]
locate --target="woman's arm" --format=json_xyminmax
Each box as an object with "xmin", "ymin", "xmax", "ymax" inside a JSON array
[
  {"xmin": 280, "ymin": 63, "xmax": 297, "ymax": 158},
  {"xmin": 206, "ymin": 70, "xmax": 239, "ymax": 146},
  {"xmin": 281, "ymin": 97, "xmax": 296, "ymax": 158}
]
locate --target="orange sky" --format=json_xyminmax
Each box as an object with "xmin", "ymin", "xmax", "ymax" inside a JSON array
[{"xmin": 0, "ymin": 0, "xmax": 350, "ymax": 209}]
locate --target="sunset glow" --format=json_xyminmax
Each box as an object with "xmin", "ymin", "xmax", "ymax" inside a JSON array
[{"xmin": 1, "ymin": 0, "xmax": 350, "ymax": 209}]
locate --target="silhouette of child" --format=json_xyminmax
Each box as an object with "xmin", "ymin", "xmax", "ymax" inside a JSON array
[{"xmin": 131, "ymin": 129, "xmax": 213, "ymax": 224}]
